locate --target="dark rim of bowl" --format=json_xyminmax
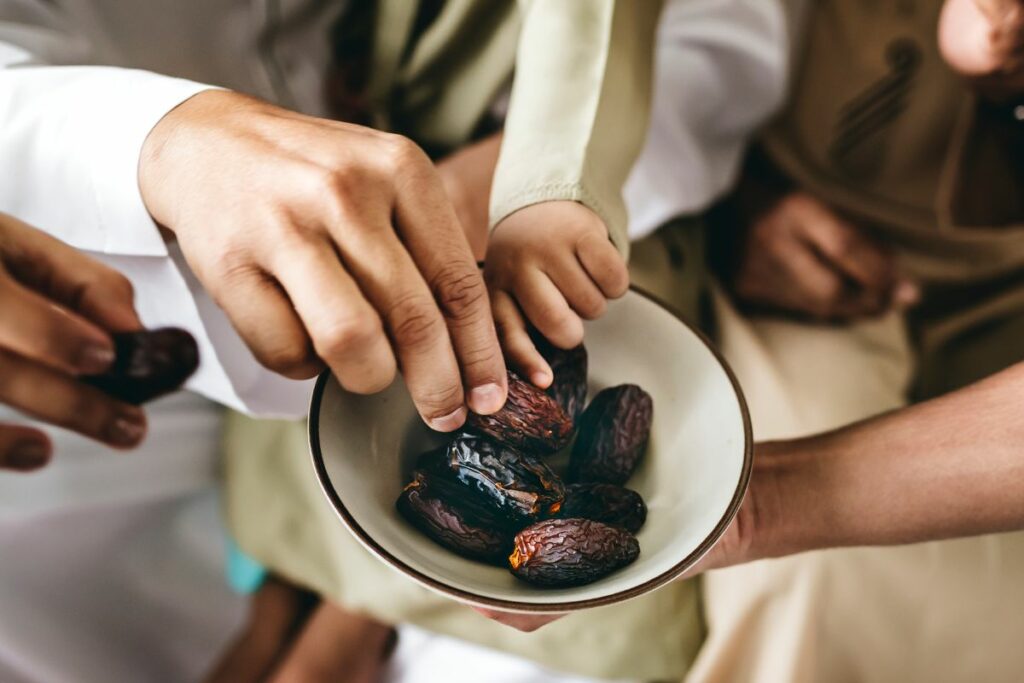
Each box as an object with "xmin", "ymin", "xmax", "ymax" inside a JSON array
[{"xmin": 307, "ymin": 285, "xmax": 754, "ymax": 612}]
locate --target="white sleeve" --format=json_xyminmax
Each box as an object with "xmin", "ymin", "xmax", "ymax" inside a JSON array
[
  {"xmin": 624, "ymin": 0, "xmax": 790, "ymax": 239},
  {"xmin": 0, "ymin": 5, "xmax": 311, "ymax": 417}
]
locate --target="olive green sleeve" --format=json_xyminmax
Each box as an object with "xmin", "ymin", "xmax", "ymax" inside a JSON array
[{"xmin": 489, "ymin": 0, "xmax": 664, "ymax": 258}]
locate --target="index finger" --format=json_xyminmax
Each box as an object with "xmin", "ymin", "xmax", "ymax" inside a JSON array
[{"xmin": 390, "ymin": 143, "xmax": 507, "ymax": 415}]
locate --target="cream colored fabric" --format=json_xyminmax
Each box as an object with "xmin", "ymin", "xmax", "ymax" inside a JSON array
[{"xmin": 685, "ymin": 288, "xmax": 1024, "ymax": 683}]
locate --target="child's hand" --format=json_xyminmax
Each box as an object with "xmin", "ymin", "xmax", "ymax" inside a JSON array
[{"xmin": 485, "ymin": 201, "xmax": 629, "ymax": 387}]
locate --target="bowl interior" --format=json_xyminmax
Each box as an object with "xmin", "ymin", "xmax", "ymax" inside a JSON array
[{"xmin": 310, "ymin": 288, "xmax": 750, "ymax": 611}]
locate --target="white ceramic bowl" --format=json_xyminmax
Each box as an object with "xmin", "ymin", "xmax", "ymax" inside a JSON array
[{"xmin": 309, "ymin": 287, "xmax": 751, "ymax": 613}]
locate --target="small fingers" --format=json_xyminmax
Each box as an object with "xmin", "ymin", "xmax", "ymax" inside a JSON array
[
  {"xmin": 575, "ymin": 230, "xmax": 629, "ymax": 299},
  {"xmin": 512, "ymin": 270, "xmax": 584, "ymax": 350},
  {"xmin": 545, "ymin": 256, "xmax": 609, "ymax": 321},
  {"xmin": 0, "ymin": 349, "xmax": 147, "ymax": 449},
  {"xmin": 0, "ymin": 425, "xmax": 52, "ymax": 472},
  {"xmin": 491, "ymin": 289, "xmax": 551, "ymax": 387}
]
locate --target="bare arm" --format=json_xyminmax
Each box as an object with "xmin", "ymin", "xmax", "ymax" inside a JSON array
[{"xmin": 719, "ymin": 361, "xmax": 1024, "ymax": 568}]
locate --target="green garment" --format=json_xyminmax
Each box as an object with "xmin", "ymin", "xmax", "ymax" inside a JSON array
[{"xmin": 224, "ymin": 219, "xmax": 708, "ymax": 681}]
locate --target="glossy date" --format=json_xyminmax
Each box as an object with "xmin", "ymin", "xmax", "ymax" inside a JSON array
[
  {"xmin": 417, "ymin": 433, "xmax": 565, "ymax": 525},
  {"xmin": 84, "ymin": 328, "xmax": 199, "ymax": 405},
  {"xmin": 557, "ymin": 483, "xmax": 647, "ymax": 533},
  {"xmin": 568, "ymin": 384, "xmax": 653, "ymax": 485},
  {"xmin": 396, "ymin": 478, "xmax": 510, "ymax": 564},
  {"xmin": 508, "ymin": 518, "xmax": 640, "ymax": 587},
  {"xmin": 529, "ymin": 330, "xmax": 588, "ymax": 424}
]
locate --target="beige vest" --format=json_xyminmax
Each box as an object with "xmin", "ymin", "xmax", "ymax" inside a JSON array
[{"xmin": 763, "ymin": 0, "xmax": 1024, "ymax": 396}]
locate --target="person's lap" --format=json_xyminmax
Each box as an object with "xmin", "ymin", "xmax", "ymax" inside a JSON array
[{"xmin": 687, "ymin": 288, "xmax": 1024, "ymax": 683}]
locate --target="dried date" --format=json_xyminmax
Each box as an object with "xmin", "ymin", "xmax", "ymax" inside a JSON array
[
  {"xmin": 466, "ymin": 372, "xmax": 573, "ymax": 454},
  {"xmin": 85, "ymin": 328, "xmax": 199, "ymax": 405},
  {"xmin": 568, "ymin": 384, "xmax": 653, "ymax": 485},
  {"xmin": 508, "ymin": 518, "xmax": 640, "ymax": 587},
  {"xmin": 417, "ymin": 434, "xmax": 565, "ymax": 525},
  {"xmin": 557, "ymin": 483, "xmax": 647, "ymax": 533},
  {"xmin": 534, "ymin": 336, "xmax": 588, "ymax": 424},
  {"xmin": 396, "ymin": 478, "xmax": 511, "ymax": 564}
]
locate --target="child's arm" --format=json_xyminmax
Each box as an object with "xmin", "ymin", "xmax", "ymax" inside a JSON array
[{"xmin": 484, "ymin": 0, "xmax": 663, "ymax": 384}]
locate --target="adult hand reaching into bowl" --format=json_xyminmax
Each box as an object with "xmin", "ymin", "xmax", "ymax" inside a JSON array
[
  {"xmin": 480, "ymin": 361, "xmax": 1024, "ymax": 631},
  {"xmin": 139, "ymin": 90, "xmax": 508, "ymax": 431},
  {"xmin": 0, "ymin": 212, "xmax": 148, "ymax": 470}
]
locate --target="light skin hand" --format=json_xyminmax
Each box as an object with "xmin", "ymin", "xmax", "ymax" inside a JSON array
[
  {"xmin": 0, "ymin": 213, "xmax": 147, "ymax": 470},
  {"xmin": 939, "ymin": 0, "xmax": 1024, "ymax": 95},
  {"xmin": 730, "ymin": 192, "xmax": 919, "ymax": 321},
  {"xmin": 486, "ymin": 202, "xmax": 629, "ymax": 387},
  {"xmin": 139, "ymin": 90, "xmax": 507, "ymax": 431}
]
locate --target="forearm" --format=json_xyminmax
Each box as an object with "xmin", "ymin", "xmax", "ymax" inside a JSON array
[{"xmin": 752, "ymin": 362, "xmax": 1024, "ymax": 560}]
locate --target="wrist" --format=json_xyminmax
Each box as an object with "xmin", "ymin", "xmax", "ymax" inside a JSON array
[
  {"xmin": 138, "ymin": 89, "xmax": 235, "ymax": 231},
  {"xmin": 742, "ymin": 438, "xmax": 837, "ymax": 562}
]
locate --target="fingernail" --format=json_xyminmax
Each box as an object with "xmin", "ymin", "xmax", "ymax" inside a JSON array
[
  {"xmin": 106, "ymin": 411, "xmax": 146, "ymax": 446},
  {"xmin": 468, "ymin": 383, "xmax": 505, "ymax": 415},
  {"xmin": 530, "ymin": 370, "xmax": 552, "ymax": 389},
  {"xmin": 77, "ymin": 344, "xmax": 116, "ymax": 375},
  {"xmin": 6, "ymin": 440, "xmax": 50, "ymax": 471},
  {"xmin": 428, "ymin": 406, "xmax": 467, "ymax": 433}
]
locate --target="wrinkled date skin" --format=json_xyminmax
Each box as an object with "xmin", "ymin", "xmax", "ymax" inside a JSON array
[
  {"xmin": 529, "ymin": 330, "xmax": 588, "ymax": 424},
  {"xmin": 568, "ymin": 384, "xmax": 653, "ymax": 485},
  {"xmin": 85, "ymin": 328, "xmax": 200, "ymax": 405},
  {"xmin": 396, "ymin": 478, "xmax": 511, "ymax": 564},
  {"xmin": 466, "ymin": 371, "xmax": 573, "ymax": 455},
  {"xmin": 417, "ymin": 434, "xmax": 565, "ymax": 525},
  {"xmin": 557, "ymin": 483, "xmax": 647, "ymax": 533},
  {"xmin": 509, "ymin": 518, "xmax": 640, "ymax": 587}
]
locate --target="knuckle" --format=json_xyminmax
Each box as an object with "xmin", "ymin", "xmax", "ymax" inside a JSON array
[
  {"xmin": 433, "ymin": 266, "xmax": 487, "ymax": 320},
  {"xmin": 315, "ymin": 312, "xmax": 382, "ymax": 359},
  {"xmin": 382, "ymin": 134, "xmax": 426, "ymax": 170},
  {"xmin": 575, "ymin": 292, "xmax": 607, "ymax": 319},
  {"xmin": 103, "ymin": 270, "xmax": 135, "ymax": 301},
  {"xmin": 389, "ymin": 297, "xmax": 443, "ymax": 349},
  {"xmin": 259, "ymin": 341, "xmax": 319, "ymax": 379},
  {"xmin": 537, "ymin": 304, "xmax": 575, "ymax": 335}
]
